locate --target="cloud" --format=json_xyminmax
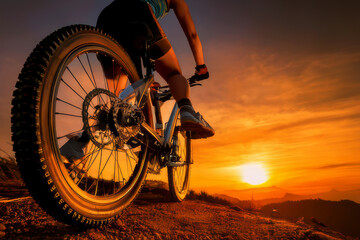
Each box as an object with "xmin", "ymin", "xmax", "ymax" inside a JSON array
[
  {"xmin": 314, "ymin": 162, "xmax": 360, "ymax": 170},
  {"xmin": 189, "ymin": 47, "xmax": 360, "ymax": 192},
  {"xmin": 267, "ymin": 112, "xmax": 360, "ymax": 133}
]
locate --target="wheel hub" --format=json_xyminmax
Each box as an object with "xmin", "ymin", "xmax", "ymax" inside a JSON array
[{"xmin": 111, "ymin": 98, "xmax": 144, "ymax": 148}]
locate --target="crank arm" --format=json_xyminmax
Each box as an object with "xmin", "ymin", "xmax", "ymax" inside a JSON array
[{"xmin": 140, "ymin": 122, "xmax": 163, "ymax": 152}]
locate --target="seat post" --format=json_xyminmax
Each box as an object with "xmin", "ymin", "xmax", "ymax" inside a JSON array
[{"xmin": 143, "ymin": 40, "xmax": 155, "ymax": 77}]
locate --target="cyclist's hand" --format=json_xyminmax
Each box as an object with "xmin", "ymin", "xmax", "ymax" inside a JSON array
[{"xmin": 189, "ymin": 64, "xmax": 209, "ymax": 83}]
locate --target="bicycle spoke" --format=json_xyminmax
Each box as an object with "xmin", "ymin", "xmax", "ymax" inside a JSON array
[
  {"xmin": 81, "ymin": 54, "xmax": 108, "ymax": 106},
  {"xmin": 85, "ymin": 53, "xmax": 103, "ymax": 105},
  {"xmin": 129, "ymin": 148, "xmax": 138, "ymax": 162},
  {"xmin": 66, "ymin": 66, "xmax": 89, "ymax": 97},
  {"xmin": 114, "ymin": 68, "xmax": 124, "ymax": 96},
  {"xmin": 86, "ymin": 53, "xmax": 97, "ymax": 87},
  {"xmin": 77, "ymin": 56, "xmax": 97, "ymax": 89},
  {"xmin": 57, "ymin": 129, "xmax": 83, "ymax": 140},
  {"xmin": 125, "ymin": 151, "xmax": 133, "ymax": 172},
  {"xmin": 69, "ymin": 147, "xmax": 100, "ymax": 177},
  {"xmin": 56, "ymin": 97, "xmax": 82, "ymax": 111},
  {"xmin": 115, "ymin": 150, "xmax": 125, "ymax": 186},
  {"xmin": 100, "ymin": 57, "xmax": 110, "ymax": 92},
  {"xmin": 113, "ymin": 149, "xmax": 117, "ymax": 193},
  {"xmin": 94, "ymin": 153, "xmax": 103, "ymax": 196},
  {"xmin": 98, "ymin": 148, "xmax": 115, "ymax": 180},
  {"xmin": 125, "ymin": 148, "xmax": 136, "ymax": 163},
  {"xmin": 94, "ymin": 134, "xmax": 106, "ymax": 196},
  {"xmin": 84, "ymin": 146, "xmax": 102, "ymax": 174},
  {"xmin": 60, "ymin": 78, "xmax": 94, "ymax": 110},
  {"xmin": 55, "ymin": 112, "xmax": 82, "ymax": 118},
  {"xmin": 72, "ymin": 143, "xmax": 96, "ymax": 171},
  {"xmin": 74, "ymin": 145, "xmax": 96, "ymax": 184}
]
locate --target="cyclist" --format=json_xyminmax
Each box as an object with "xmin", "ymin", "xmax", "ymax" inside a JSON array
[
  {"xmin": 60, "ymin": 0, "xmax": 214, "ymax": 161},
  {"xmin": 97, "ymin": 0, "xmax": 215, "ymax": 139}
]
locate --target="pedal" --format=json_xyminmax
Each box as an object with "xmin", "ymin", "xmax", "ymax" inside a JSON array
[{"xmin": 166, "ymin": 161, "xmax": 188, "ymax": 167}]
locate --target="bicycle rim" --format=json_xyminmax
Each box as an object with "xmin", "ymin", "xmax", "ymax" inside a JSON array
[{"xmin": 168, "ymin": 124, "xmax": 192, "ymax": 202}]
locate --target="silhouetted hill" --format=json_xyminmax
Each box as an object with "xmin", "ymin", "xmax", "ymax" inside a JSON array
[
  {"xmin": 222, "ymin": 186, "xmax": 286, "ymax": 200},
  {"xmin": 257, "ymin": 189, "xmax": 360, "ymax": 206},
  {"xmin": 261, "ymin": 199, "xmax": 360, "ymax": 238},
  {"xmin": 213, "ymin": 193, "xmax": 256, "ymax": 210},
  {"xmin": 221, "ymin": 186, "xmax": 360, "ymax": 207},
  {"xmin": 312, "ymin": 188, "xmax": 360, "ymax": 203},
  {"xmin": 213, "ymin": 193, "xmax": 242, "ymax": 204},
  {"xmin": 256, "ymin": 192, "xmax": 309, "ymax": 206}
]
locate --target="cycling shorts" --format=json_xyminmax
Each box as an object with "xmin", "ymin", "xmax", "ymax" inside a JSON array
[{"xmin": 97, "ymin": 0, "xmax": 172, "ymax": 74}]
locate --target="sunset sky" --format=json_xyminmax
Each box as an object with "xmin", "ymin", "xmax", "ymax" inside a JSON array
[{"xmin": 1, "ymin": 0, "xmax": 360, "ymax": 198}]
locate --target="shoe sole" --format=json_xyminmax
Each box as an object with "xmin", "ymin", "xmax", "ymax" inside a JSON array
[{"xmin": 181, "ymin": 120, "xmax": 215, "ymax": 139}]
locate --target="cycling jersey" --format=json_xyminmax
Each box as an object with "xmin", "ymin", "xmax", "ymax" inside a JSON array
[{"xmin": 141, "ymin": 0, "xmax": 169, "ymax": 19}]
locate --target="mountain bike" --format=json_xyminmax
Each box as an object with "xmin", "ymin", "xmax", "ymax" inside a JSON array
[{"xmin": 11, "ymin": 25, "xmax": 203, "ymax": 227}]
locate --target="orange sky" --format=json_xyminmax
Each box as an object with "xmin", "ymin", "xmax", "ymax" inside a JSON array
[
  {"xmin": 194, "ymin": 49, "xmax": 360, "ymax": 194},
  {"xmin": 149, "ymin": 45, "xmax": 360, "ymax": 196},
  {"xmin": 1, "ymin": 0, "xmax": 360, "ymax": 197}
]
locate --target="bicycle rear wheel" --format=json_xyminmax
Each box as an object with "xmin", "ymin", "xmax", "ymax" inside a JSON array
[
  {"xmin": 12, "ymin": 25, "xmax": 150, "ymax": 227},
  {"xmin": 167, "ymin": 120, "xmax": 192, "ymax": 202}
]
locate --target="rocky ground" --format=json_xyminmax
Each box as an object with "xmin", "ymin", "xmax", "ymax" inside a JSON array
[{"xmin": 0, "ymin": 181, "xmax": 354, "ymax": 240}]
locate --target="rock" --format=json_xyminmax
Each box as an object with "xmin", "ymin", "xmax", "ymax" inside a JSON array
[
  {"xmin": 230, "ymin": 206, "xmax": 242, "ymax": 211},
  {"xmin": 311, "ymin": 217, "xmax": 326, "ymax": 227},
  {"xmin": 116, "ymin": 219, "xmax": 125, "ymax": 228},
  {"xmin": 0, "ymin": 224, "xmax": 5, "ymax": 231},
  {"xmin": 153, "ymin": 232, "xmax": 162, "ymax": 240}
]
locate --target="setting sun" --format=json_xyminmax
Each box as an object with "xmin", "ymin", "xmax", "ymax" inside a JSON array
[{"xmin": 241, "ymin": 163, "xmax": 269, "ymax": 185}]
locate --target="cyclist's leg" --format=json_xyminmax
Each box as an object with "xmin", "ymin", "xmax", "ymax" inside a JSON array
[
  {"xmin": 155, "ymin": 49, "xmax": 214, "ymax": 138},
  {"xmin": 133, "ymin": 2, "xmax": 189, "ymax": 102},
  {"xmin": 155, "ymin": 48, "xmax": 190, "ymax": 101},
  {"xmin": 98, "ymin": 56, "xmax": 128, "ymax": 96},
  {"xmin": 96, "ymin": 0, "xmax": 144, "ymax": 96}
]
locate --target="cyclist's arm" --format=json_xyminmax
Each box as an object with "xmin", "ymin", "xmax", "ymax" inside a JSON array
[{"xmin": 170, "ymin": 0, "xmax": 205, "ymax": 66}]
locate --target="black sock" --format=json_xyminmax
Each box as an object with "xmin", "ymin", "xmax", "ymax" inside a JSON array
[{"xmin": 177, "ymin": 98, "xmax": 192, "ymax": 108}]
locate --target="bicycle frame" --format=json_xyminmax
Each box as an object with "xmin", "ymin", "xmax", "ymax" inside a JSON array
[
  {"xmin": 118, "ymin": 38, "xmax": 202, "ymax": 169},
  {"xmin": 119, "ymin": 71, "xmax": 180, "ymax": 168}
]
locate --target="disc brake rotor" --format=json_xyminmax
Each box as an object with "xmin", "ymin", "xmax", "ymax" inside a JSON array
[
  {"xmin": 82, "ymin": 88, "xmax": 117, "ymax": 148},
  {"xmin": 82, "ymin": 88, "xmax": 144, "ymax": 149}
]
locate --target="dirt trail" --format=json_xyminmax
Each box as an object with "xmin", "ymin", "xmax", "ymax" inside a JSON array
[{"xmin": 0, "ymin": 185, "xmax": 352, "ymax": 240}]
